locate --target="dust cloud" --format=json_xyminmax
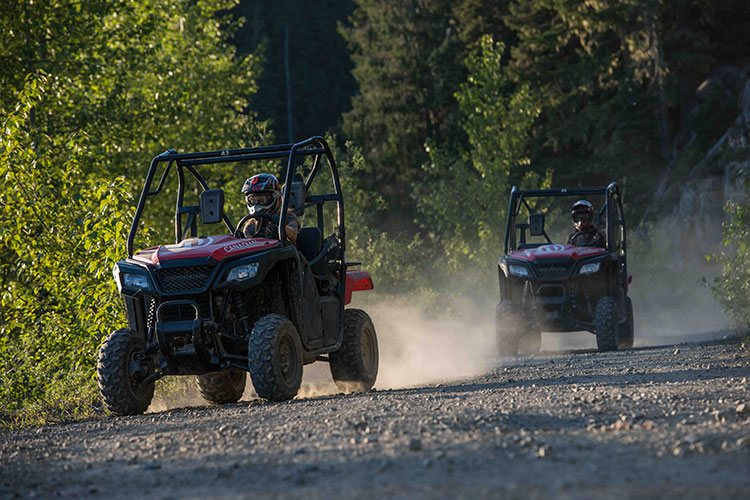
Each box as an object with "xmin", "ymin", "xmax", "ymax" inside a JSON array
[
  {"xmin": 365, "ymin": 300, "xmax": 497, "ymax": 389},
  {"xmin": 290, "ymin": 297, "xmax": 498, "ymax": 395},
  {"xmin": 148, "ymin": 379, "xmax": 206, "ymax": 413}
]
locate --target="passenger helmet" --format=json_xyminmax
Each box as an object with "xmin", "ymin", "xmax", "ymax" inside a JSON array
[
  {"xmin": 242, "ymin": 173, "xmax": 282, "ymax": 214},
  {"xmin": 571, "ymin": 200, "xmax": 594, "ymax": 230}
]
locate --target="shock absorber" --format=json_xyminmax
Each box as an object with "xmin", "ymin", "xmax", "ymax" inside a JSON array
[{"xmin": 231, "ymin": 291, "xmax": 252, "ymax": 337}]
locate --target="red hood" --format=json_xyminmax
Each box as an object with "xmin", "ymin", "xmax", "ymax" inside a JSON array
[
  {"xmin": 508, "ymin": 244, "xmax": 607, "ymax": 262},
  {"xmin": 132, "ymin": 235, "xmax": 280, "ymax": 266}
]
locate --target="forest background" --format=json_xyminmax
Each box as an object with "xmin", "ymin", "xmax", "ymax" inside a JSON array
[{"xmin": 1, "ymin": 0, "xmax": 749, "ymax": 426}]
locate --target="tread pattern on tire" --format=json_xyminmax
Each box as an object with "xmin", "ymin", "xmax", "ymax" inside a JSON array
[
  {"xmin": 594, "ymin": 296, "xmax": 618, "ymax": 352},
  {"xmin": 330, "ymin": 309, "xmax": 379, "ymax": 393},
  {"xmin": 248, "ymin": 314, "xmax": 302, "ymax": 402},
  {"xmin": 97, "ymin": 328, "xmax": 154, "ymax": 416},
  {"xmin": 496, "ymin": 301, "xmax": 521, "ymax": 357},
  {"xmin": 196, "ymin": 370, "xmax": 246, "ymax": 404},
  {"xmin": 618, "ymin": 296, "xmax": 634, "ymax": 349}
]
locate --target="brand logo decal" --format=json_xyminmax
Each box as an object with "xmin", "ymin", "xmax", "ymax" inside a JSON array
[
  {"xmin": 536, "ymin": 244, "xmax": 565, "ymax": 253},
  {"xmin": 223, "ymin": 240, "xmax": 262, "ymax": 253}
]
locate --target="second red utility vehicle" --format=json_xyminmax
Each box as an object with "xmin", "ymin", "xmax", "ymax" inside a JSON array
[{"xmin": 496, "ymin": 183, "xmax": 633, "ymax": 355}]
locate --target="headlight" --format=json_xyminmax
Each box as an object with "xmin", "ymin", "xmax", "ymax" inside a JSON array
[
  {"xmin": 114, "ymin": 264, "xmax": 152, "ymax": 293},
  {"xmin": 508, "ymin": 264, "xmax": 529, "ymax": 278},
  {"xmin": 226, "ymin": 263, "xmax": 259, "ymax": 282},
  {"xmin": 579, "ymin": 262, "xmax": 601, "ymax": 275},
  {"xmin": 122, "ymin": 273, "xmax": 152, "ymax": 291}
]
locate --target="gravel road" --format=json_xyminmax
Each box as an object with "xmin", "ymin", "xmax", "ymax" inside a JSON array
[{"xmin": 2, "ymin": 336, "xmax": 749, "ymax": 499}]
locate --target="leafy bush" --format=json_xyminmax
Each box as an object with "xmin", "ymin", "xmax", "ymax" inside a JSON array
[
  {"xmin": 0, "ymin": 74, "xmax": 131, "ymax": 426},
  {"xmin": 710, "ymin": 200, "xmax": 750, "ymax": 328},
  {"xmin": 416, "ymin": 36, "xmax": 543, "ymax": 272}
]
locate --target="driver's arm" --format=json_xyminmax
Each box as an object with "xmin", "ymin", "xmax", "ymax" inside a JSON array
[{"xmin": 284, "ymin": 219, "xmax": 298, "ymax": 243}]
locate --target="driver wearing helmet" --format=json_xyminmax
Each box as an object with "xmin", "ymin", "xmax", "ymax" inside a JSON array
[
  {"xmin": 241, "ymin": 173, "xmax": 298, "ymax": 243},
  {"xmin": 566, "ymin": 200, "xmax": 605, "ymax": 248}
]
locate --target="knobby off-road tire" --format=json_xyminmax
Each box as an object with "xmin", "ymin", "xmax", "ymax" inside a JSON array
[
  {"xmin": 618, "ymin": 296, "xmax": 635, "ymax": 350},
  {"xmin": 594, "ymin": 296, "xmax": 619, "ymax": 352},
  {"xmin": 97, "ymin": 328, "xmax": 154, "ymax": 416},
  {"xmin": 196, "ymin": 370, "xmax": 246, "ymax": 404},
  {"xmin": 248, "ymin": 314, "xmax": 303, "ymax": 402},
  {"xmin": 496, "ymin": 301, "xmax": 522, "ymax": 357},
  {"xmin": 330, "ymin": 309, "xmax": 379, "ymax": 393}
]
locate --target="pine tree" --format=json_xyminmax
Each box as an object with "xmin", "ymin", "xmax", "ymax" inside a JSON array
[{"xmin": 340, "ymin": 0, "xmax": 466, "ymax": 225}]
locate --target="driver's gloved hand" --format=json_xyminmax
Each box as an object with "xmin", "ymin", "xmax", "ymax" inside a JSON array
[{"xmin": 270, "ymin": 214, "xmax": 280, "ymax": 225}]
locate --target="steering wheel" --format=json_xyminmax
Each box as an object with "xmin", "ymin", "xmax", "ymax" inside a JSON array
[{"xmin": 234, "ymin": 213, "xmax": 276, "ymax": 238}]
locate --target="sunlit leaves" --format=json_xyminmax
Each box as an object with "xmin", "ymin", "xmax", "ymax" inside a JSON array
[
  {"xmin": 710, "ymin": 200, "xmax": 750, "ymax": 328},
  {"xmin": 415, "ymin": 36, "xmax": 542, "ymax": 270},
  {"xmin": 1, "ymin": 75, "xmax": 132, "ymax": 414},
  {"xmin": 0, "ymin": 0, "xmax": 269, "ymax": 421}
]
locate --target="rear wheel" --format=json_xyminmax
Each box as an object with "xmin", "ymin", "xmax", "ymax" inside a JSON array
[
  {"xmin": 496, "ymin": 301, "xmax": 522, "ymax": 357},
  {"xmin": 330, "ymin": 309, "xmax": 379, "ymax": 393},
  {"xmin": 196, "ymin": 370, "xmax": 246, "ymax": 404},
  {"xmin": 618, "ymin": 296, "xmax": 634, "ymax": 349},
  {"xmin": 594, "ymin": 296, "xmax": 619, "ymax": 352},
  {"xmin": 97, "ymin": 328, "xmax": 155, "ymax": 416},
  {"xmin": 248, "ymin": 314, "xmax": 303, "ymax": 401}
]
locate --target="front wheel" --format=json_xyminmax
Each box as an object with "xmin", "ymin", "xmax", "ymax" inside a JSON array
[
  {"xmin": 330, "ymin": 309, "xmax": 379, "ymax": 393},
  {"xmin": 196, "ymin": 370, "xmax": 246, "ymax": 404},
  {"xmin": 97, "ymin": 328, "xmax": 155, "ymax": 416},
  {"xmin": 495, "ymin": 301, "xmax": 522, "ymax": 356},
  {"xmin": 594, "ymin": 296, "xmax": 619, "ymax": 352},
  {"xmin": 248, "ymin": 314, "xmax": 303, "ymax": 401}
]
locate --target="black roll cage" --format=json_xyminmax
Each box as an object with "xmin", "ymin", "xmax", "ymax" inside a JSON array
[
  {"xmin": 504, "ymin": 183, "xmax": 627, "ymax": 283},
  {"xmin": 126, "ymin": 136, "xmax": 344, "ymax": 258}
]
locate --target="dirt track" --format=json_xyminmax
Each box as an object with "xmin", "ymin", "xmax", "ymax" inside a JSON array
[{"xmin": 2, "ymin": 336, "xmax": 749, "ymax": 499}]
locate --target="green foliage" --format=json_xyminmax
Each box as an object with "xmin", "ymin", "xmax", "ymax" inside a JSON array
[
  {"xmin": 0, "ymin": 0, "xmax": 269, "ymax": 178},
  {"xmin": 0, "ymin": 74, "xmax": 131, "ymax": 424},
  {"xmin": 340, "ymin": 0, "xmax": 466, "ymax": 222},
  {"xmin": 310, "ymin": 136, "xmax": 429, "ymax": 292},
  {"xmin": 504, "ymin": 0, "xmax": 663, "ymax": 197},
  {"xmin": 710, "ymin": 200, "xmax": 750, "ymax": 328},
  {"xmin": 416, "ymin": 36, "xmax": 543, "ymax": 271},
  {"xmin": 0, "ymin": 0, "xmax": 270, "ymax": 426}
]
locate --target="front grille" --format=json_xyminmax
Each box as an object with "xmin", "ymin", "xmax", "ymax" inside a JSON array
[
  {"xmin": 534, "ymin": 259, "xmax": 572, "ymax": 280},
  {"xmin": 158, "ymin": 294, "xmax": 212, "ymax": 322},
  {"xmin": 157, "ymin": 265, "xmax": 214, "ymax": 292}
]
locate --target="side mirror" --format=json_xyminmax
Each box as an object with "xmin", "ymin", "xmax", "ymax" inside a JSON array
[
  {"xmin": 200, "ymin": 189, "xmax": 224, "ymax": 224},
  {"xmin": 528, "ymin": 213, "xmax": 545, "ymax": 236},
  {"xmin": 288, "ymin": 181, "xmax": 306, "ymax": 215}
]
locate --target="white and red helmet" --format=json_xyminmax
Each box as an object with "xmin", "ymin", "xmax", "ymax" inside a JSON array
[
  {"xmin": 571, "ymin": 200, "xmax": 594, "ymax": 230},
  {"xmin": 242, "ymin": 173, "xmax": 281, "ymax": 214}
]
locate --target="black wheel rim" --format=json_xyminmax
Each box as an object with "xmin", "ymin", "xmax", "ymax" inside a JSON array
[
  {"xmin": 360, "ymin": 326, "xmax": 376, "ymax": 375},
  {"xmin": 278, "ymin": 334, "xmax": 299, "ymax": 383},
  {"xmin": 127, "ymin": 349, "xmax": 151, "ymax": 401}
]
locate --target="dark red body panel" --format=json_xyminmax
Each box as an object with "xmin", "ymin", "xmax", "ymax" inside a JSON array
[
  {"xmin": 507, "ymin": 244, "xmax": 607, "ymax": 262},
  {"xmin": 344, "ymin": 270, "xmax": 374, "ymax": 305},
  {"xmin": 132, "ymin": 235, "xmax": 280, "ymax": 266}
]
